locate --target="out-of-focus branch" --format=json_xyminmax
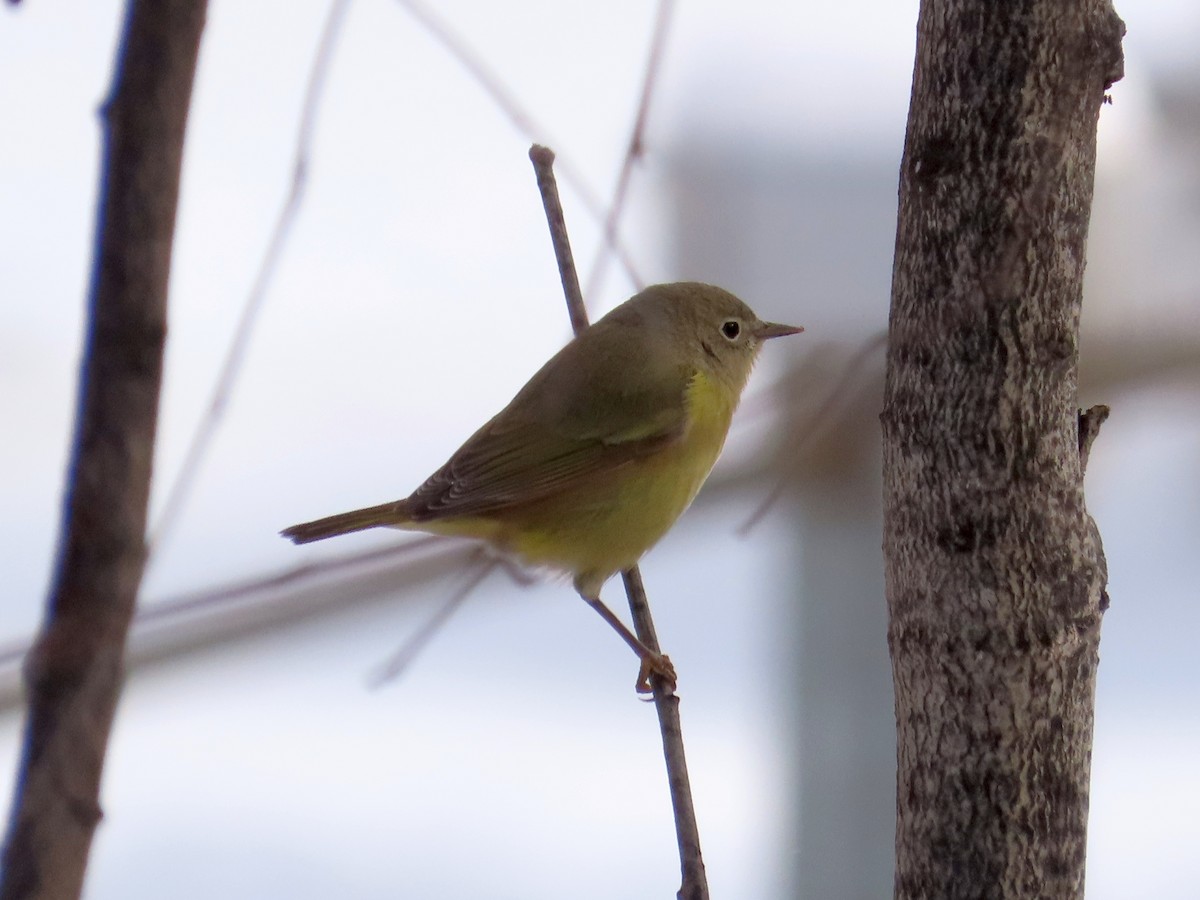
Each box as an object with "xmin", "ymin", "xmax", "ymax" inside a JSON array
[
  {"xmin": 529, "ymin": 143, "xmax": 709, "ymax": 900},
  {"xmin": 0, "ymin": 2, "xmax": 207, "ymax": 898},
  {"xmin": 367, "ymin": 553, "xmax": 497, "ymax": 687},
  {"xmin": 582, "ymin": 0, "xmax": 674, "ymax": 301},
  {"xmin": 739, "ymin": 331, "xmax": 887, "ymax": 533},
  {"xmin": 397, "ymin": 0, "xmax": 642, "ymax": 287},
  {"xmin": 147, "ymin": 0, "xmax": 351, "ymax": 560}
]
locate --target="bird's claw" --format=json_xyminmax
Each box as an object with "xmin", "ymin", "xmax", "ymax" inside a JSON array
[{"xmin": 636, "ymin": 652, "xmax": 677, "ymax": 694}]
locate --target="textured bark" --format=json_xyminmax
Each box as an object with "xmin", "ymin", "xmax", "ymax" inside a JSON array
[
  {"xmin": 882, "ymin": 2, "xmax": 1123, "ymax": 899},
  {"xmin": 0, "ymin": 2, "xmax": 206, "ymax": 898}
]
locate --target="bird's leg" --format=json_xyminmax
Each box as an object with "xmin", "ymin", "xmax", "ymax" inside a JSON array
[{"xmin": 581, "ymin": 594, "xmax": 677, "ymax": 694}]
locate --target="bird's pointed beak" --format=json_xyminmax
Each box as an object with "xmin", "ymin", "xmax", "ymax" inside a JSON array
[{"xmin": 754, "ymin": 321, "xmax": 804, "ymax": 341}]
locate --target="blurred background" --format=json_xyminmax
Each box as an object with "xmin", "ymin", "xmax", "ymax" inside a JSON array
[{"xmin": 1, "ymin": 1, "xmax": 1198, "ymax": 897}]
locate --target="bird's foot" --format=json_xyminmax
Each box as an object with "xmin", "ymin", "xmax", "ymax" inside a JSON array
[{"xmin": 636, "ymin": 652, "xmax": 677, "ymax": 695}]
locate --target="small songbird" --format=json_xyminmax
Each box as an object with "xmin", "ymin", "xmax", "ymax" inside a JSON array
[{"xmin": 282, "ymin": 282, "xmax": 802, "ymax": 691}]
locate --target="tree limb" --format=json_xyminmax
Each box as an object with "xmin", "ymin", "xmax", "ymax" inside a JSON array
[
  {"xmin": 529, "ymin": 143, "xmax": 709, "ymax": 900},
  {"xmin": 0, "ymin": 2, "xmax": 207, "ymax": 897},
  {"xmin": 882, "ymin": 2, "xmax": 1123, "ymax": 897}
]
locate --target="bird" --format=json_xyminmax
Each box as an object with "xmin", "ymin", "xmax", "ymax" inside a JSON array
[{"xmin": 282, "ymin": 282, "xmax": 802, "ymax": 691}]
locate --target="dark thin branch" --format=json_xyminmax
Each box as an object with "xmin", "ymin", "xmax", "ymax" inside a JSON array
[
  {"xmin": 0, "ymin": 2, "xmax": 207, "ymax": 898},
  {"xmin": 529, "ymin": 145, "xmax": 588, "ymax": 335},
  {"xmin": 621, "ymin": 568, "xmax": 708, "ymax": 900},
  {"xmin": 528, "ymin": 143, "xmax": 709, "ymax": 900},
  {"xmin": 147, "ymin": 0, "xmax": 352, "ymax": 559}
]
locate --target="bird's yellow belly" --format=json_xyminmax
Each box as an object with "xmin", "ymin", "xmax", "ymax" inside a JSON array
[{"xmin": 488, "ymin": 371, "xmax": 736, "ymax": 595}]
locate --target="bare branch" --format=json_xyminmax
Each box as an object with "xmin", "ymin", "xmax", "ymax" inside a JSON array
[
  {"xmin": 147, "ymin": 0, "xmax": 352, "ymax": 559},
  {"xmin": 0, "ymin": 2, "xmax": 207, "ymax": 897},
  {"xmin": 739, "ymin": 331, "xmax": 887, "ymax": 534},
  {"xmin": 367, "ymin": 553, "xmax": 497, "ymax": 687},
  {"xmin": 529, "ymin": 145, "xmax": 588, "ymax": 334},
  {"xmin": 528, "ymin": 144, "xmax": 709, "ymax": 900},
  {"xmin": 581, "ymin": 0, "xmax": 675, "ymax": 300},
  {"xmin": 397, "ymin": 0, "xmax": 642, "ymax": 285},
  {"xmin": 883, "ymin": 2, "xmax": 1124, "ymax": 895},
  {"xmin": 621, "ymin": 568, "xmax": 708, "ymax": 900},
  {"xmin": 0, "ymin": 537, "xmax": 472, "ymax": 710}
]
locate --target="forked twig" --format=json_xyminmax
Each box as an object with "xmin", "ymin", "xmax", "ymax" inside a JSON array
[{"xmin": 529, "ymin": 143, "xmax": 709, "ymax": 900}]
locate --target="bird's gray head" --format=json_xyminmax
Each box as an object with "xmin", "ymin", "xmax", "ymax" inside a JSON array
[{"xmin": 611, "ymin": 282, "xmax": 803, "ymax": 389}]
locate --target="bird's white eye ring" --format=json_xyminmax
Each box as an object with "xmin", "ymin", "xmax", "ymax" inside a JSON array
[{"xmin": 721, "ymin": 320, "xmax": 741, "ymax": 340}]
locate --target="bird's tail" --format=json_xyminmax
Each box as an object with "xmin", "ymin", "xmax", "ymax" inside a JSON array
[{"xmin": 280, "ymin": 501, "xmax": 408, "ymax": 544}]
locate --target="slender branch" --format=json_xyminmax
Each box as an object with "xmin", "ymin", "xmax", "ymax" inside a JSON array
[
  {"xmin": 367, "ymin": 554, "xmax": 497, "ymax": 687},
  {"xmin": 147, "ymin": 0, "xmax": 352, "ymax": 559},
  {"xmin": 622, "ymin": 568, "xmax": 707, "ymax": 900},
  {"xmin": 0, "ymin": 2, "xmax": 207, "ymax": 897},
  {"xmin": 529, "ymin": 145, "xmax": 588, "ymax": 335},
  {"xmin": 528, "ymin": 143, "xmax": 709, "ymax": 900},
  {"xmin": 0, "ymin": 537, "xmax": 470, "ymax": 710},
  {"xmin": 739, "ymin": 331, "xmax": 888, "ymax": 534},
  {"xmin": 396, "ymin": 0, "xmax": 642, "ymax": 286}
]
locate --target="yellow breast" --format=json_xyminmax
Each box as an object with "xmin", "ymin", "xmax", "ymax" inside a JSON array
[{"xmin": 505, "ymin": 370, "xmax": 737, "ymax": 595}]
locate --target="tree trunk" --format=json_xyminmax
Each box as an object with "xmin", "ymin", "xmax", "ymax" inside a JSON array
[
  {"xmin": 0, "ymin": 2, "xmax": 206, "ymax": 898},
  {"xmin": 882, "ymin": 2, "xmax": 1123, "ymax": 898}
]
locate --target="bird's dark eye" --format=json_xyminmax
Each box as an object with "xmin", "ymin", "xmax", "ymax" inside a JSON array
[{"xmin": 721, "ymin": 320, "xmax": 741, "ymax": 340}]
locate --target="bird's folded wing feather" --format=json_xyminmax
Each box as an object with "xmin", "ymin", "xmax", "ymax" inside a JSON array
[{"xmin": 406, "ymin": 324, "xmax": 693, "ymax": 520}]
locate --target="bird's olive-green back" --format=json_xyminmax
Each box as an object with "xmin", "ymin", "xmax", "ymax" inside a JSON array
[{"xmin": 403, "ymin": 283, "xmax": 766, "ymax": 522}]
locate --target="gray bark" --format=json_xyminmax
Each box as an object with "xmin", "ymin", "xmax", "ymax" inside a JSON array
[
  {"xmin": 882, "ymin": 2, "xmax": 1123, "ymax": 898},
  {"xmin": 0, "ymin": 2, "xmax": 206, "ymax": 898}
]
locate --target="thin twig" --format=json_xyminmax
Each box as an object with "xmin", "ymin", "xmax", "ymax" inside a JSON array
[
  {"xmin": 528, "ymin": 143, "xmax": 709, "ymax": 900},
  {"xmin": 396, "ymin": 0, "xmax": 642, "ymax": 287},
  {"xmin": 738, "ymin": 332, "xmax": 888, "ymax": 535},
  {"xmin": 621, "ymin": 568, "xmax": 708, "ymax": 900},
  {"xmin": 582, "ymin": 0, "xmax": 674, "ymax": 301},
  {"xmin": 367, "ymin": 554, "xmax": 497, "ymax": 687},
  {"xmin": 147, "ymin": 0, "xmax": 352, "ymax": 559},
  {"xmin": 0, "ymin": 537, "xmax": 472, "ymax": 709},
  {"xmin": 529, "ymin": 145, "xmax": 588, "ymax": 335}
]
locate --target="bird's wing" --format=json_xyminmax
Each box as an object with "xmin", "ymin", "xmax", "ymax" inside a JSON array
[{"xmin": 405, "ymin": 322, "xmax": 693, "ymax": 520}]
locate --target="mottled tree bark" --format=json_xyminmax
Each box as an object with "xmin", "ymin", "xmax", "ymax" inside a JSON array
[
  {"xmin": 882, "ymin": 2, "xmax": 1123, "ymax": 898},
  {"xmin": 0, "ymin": 2, "xmax": 206, "ymax": 898}
]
